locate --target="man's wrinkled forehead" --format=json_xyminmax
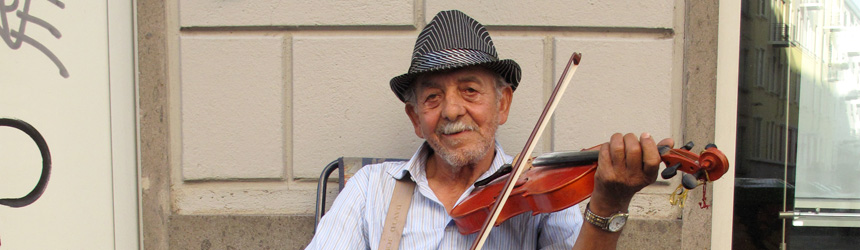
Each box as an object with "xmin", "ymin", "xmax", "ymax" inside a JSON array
[{"xmin": 413, "ymin": 66, "xmax": 496, "ymax": 90}]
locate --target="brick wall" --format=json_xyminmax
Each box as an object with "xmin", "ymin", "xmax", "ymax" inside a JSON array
[{"xmin": 145, "ymin": 0, "xmax": 710, "ymax": 249}]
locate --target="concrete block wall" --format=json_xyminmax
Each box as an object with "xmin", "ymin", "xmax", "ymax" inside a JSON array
[
  {"xmin": 141, "ymin": 0, "xmax": 718, "ymax": 249},
  {"xmin": 180, "ymin": 35, "xmax": 288, "ymax": 181}
]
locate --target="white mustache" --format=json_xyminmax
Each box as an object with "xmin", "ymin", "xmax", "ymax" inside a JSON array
[{"xmin": 437, "ymin": 121, "xmax": 477, "ymax": 135}]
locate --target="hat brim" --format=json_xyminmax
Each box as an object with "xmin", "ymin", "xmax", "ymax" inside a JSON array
[{"xmin": 390, "ymin": 59, "xmax": 521, "ymax": 103}]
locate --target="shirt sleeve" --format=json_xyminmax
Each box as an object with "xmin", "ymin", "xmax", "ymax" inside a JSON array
[
  {"xmin": 305, "ymin": 167, "xmax": 372, "ymax": 250},
  {"xmin": 537, "ymin": 204, "xmax": 583, "ymax": 250}
]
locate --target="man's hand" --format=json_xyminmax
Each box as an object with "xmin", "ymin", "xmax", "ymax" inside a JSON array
[
  {"xmin": 589, "ymin": 133, "xmax": 674, "ymax": 216},
  {"xmin": 572, "ymin": 133, "xmax": 674, "ymax": 250}
]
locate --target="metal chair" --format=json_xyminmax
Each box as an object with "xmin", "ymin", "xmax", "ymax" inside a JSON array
[{"xmin": 314, "ymin": 157, "xmax": 406, "ymax": 232}]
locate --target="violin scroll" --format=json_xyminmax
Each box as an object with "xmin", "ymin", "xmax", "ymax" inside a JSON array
[{"xmin": 658, "ymin": 142, "xmax": 729, "ymax": 189}]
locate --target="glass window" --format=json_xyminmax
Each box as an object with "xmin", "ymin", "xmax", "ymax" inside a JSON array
[{"xmin": 734, "ymin": 0, "xmax": 860, "ymax": 248}]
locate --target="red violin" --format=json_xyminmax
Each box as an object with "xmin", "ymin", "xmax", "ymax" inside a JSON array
[{"xmin": 449, "ymin": 142, "xmax": 729, "ymax": 235}]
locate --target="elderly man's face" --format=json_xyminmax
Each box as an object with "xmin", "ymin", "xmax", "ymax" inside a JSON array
[{"xmin": 405, "ymin": 67, "xmax": 512, "ymax": 168}]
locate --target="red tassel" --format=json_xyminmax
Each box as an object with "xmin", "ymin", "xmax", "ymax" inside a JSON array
[{"xmin": 698, "ymin": 181, "xmax": 711, "ymax": 209}]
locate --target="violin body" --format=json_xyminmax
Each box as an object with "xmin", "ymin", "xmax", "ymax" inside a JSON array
[
  {"xmin": 449, "ymin": 171, "xmax": 533, "ymax": 235},
  {"xmin": 519, "ymin": 161, "xmax": 595, "ymax": 215},
  {"xmin": 450, "ymin": 148, "xmax": 597, "ymax": 235}
]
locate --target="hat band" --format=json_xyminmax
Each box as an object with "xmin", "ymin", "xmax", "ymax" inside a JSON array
[{"xmin": 408, "ymin": 49, "xmax": 498, "ymax": 73}]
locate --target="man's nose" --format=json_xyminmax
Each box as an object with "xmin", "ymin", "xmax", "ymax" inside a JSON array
[{"xmin": 441, "ymin": 94, "xmax": 466, "ymax": 121}]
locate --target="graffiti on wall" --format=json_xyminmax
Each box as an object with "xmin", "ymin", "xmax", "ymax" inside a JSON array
[
  {"xmin": 1, "ymin": 0, "xmax": 68, "ymax": 78},
  {"xmin": 0, "ymin": 118, "xmax": 52, "ymax": 247},
  {"xmin": 0, "ymin": 118, "xmax": 51, "ymax": 208},
  {"xmin": 1, "ymin": 0, "xmax": 63, "ymax": 246}
]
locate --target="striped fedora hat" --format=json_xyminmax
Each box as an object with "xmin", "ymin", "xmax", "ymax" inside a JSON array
[{"xmin": 390, "ymin": 10, "xmax": 521, "ymax": 102}]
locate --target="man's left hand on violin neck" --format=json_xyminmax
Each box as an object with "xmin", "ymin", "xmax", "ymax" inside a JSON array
[{"xmin": 590, "ymin": 132, "xmax": 675, "ymax": 218}]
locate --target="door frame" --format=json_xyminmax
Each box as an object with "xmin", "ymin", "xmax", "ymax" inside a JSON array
[
  {"xmin": 712, "ymin": 0, "xmax": 741, "ymax": 249},
  {"xmin": 108, "ymin": 0, "xmax": 140, "ymax": 249}
]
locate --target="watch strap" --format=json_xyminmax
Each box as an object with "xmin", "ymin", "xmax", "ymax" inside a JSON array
[
  {"xmin": 584, "ymin": 203, "xmax": 610, "ymax": 230},
  {"xmin": 584, "ymin": 202, "xmax": 627, "ymax": 232}
]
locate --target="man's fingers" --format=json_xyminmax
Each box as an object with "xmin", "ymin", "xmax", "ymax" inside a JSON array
[
  {"xmin": 639, "ymin": 133, "xmax": 660, "ymax": 180},
  {"xmin": 639, "ymin": 133, "xmax": 659, "ymax": 166},
  {"xmin": 623, "ymin": 133, "xmax": 641, "ymax": 172},
  {"xmin": 597, "ymin": 142, "xmax": 611, "ymax": 177},
  {"xmin": 592, "ymin": 133, "xmax": 670, "ymax": 211},
  {"xmin": 609, "ymin": 133, "xmax": 625, "ymax": 167}
]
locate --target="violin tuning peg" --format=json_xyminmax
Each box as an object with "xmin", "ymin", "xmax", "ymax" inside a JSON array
[
  {"xmin": 661, "ymin": 162, "xmax": 682, "ymax": 179},
  {"xmin": 681, "ymin": 141, "xmax": 695, "ymax": 151},
  {"xmin": 682, "ymin": 174, "xmax": 698, "ymax": 189},
  {"xmin": 705, "ymin": 143, "xmax": 717, "ymax": 149},
  {"xmin": 681, "ymin": 170, "xmax": 704, "ymax": 189}
]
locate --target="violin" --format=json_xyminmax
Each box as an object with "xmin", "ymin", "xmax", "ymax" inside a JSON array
[{"xmin": 450, "ymin": 142, "xmax": 730, "ymax": 235}]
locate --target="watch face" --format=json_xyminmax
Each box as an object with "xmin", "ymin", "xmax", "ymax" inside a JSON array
[{"xmin": 608, "ymin": 215, "xmax": 627, "ymax": 232}]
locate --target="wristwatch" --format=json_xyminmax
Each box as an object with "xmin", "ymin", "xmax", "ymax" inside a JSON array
[{"xmin": 584, "ymin": 203, "xmax": 629, "ymax": 232}]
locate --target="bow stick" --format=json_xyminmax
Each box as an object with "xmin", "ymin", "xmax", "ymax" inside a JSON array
[{"xmin": 470, "ymin": 52, "xmax": 582, "ymax": 250}]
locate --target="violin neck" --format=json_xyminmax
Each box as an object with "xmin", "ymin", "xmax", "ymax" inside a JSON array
[
  {"xmin": 532, "ymin": 146, "xmax": 672, "ymax": 168},
  {"xmin": 531, "ymin": 150, "xmax": 599, "ymax": 168}
]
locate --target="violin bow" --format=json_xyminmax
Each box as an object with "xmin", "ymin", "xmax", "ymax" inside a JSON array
[{"xmin": 469, "ymin": 52, "xmax": 582, "ymax": 250}]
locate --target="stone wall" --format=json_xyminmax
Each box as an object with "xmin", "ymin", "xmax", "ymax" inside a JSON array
[{"xmin": 138, "ymin": 0, "xmax": 721, "ymax": 249}]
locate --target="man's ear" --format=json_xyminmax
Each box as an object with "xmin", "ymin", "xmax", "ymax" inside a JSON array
[
  {"xmin": 405, "ymin": 104, "xmax": 425, "ymax": 139},
  {"xmin": 497, "ymin": 86, "xmax": 513, "ymax": 125}
]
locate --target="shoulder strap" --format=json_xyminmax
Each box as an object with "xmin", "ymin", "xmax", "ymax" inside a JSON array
[{"xmin": 379, "ymin": 177, "xmax": 416, "ymax": 250}]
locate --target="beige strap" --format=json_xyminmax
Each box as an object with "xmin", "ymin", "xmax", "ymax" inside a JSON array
[{"xmin": 379, "ymin": 178, "xmax": 416, "ymax": 250}]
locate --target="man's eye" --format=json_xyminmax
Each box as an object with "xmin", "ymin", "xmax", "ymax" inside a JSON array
[
  {"xmin": 464, "ymin": 88, "xmax": 481, "ymax": 96},
  {"xmin": 425, "ymin": 94, "xmax": 440, "ymax": 101}
]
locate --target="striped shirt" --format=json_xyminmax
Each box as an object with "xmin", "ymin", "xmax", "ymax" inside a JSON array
[{"xmin": 306, "ymin": 141, "xmax": 582, "ymax": 250}]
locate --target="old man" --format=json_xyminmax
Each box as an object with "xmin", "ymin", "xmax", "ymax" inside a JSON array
[{"xmin": 307, "ymin": 10, "xmax": 673, "ymax": 250}]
